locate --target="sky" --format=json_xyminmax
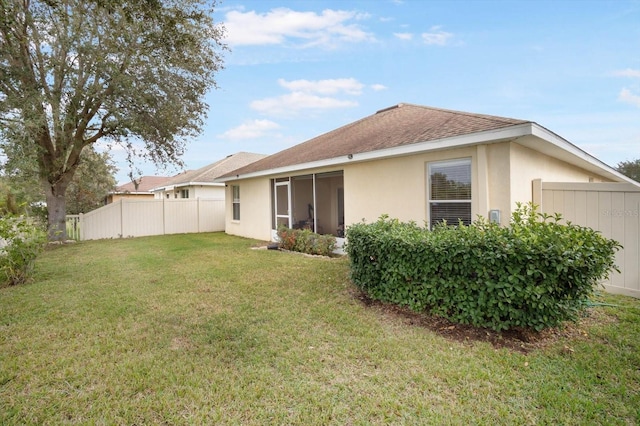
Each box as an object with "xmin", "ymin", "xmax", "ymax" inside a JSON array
[{"xmin": 110, "ymin": 0, "xmax": 640, "ymax": 184}]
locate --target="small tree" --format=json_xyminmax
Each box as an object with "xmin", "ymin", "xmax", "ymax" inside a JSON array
[{"xmin": 0, "ymin": 0, "xmax": 226, "ymax": 240}]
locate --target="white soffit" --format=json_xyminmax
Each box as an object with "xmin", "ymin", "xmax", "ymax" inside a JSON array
[{"xmin": 521, "ymin": 124, "xmax": 639, "ymax": 185}]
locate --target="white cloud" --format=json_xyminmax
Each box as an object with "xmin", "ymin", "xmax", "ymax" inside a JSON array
[
  {"xmin": 422, "ymin": 26, "xmax": 453, "ymax": 46},
  {"xmin": 223, "ymin": 8, "xmax": 375, "ymax": 48},
  {"xmin": 371, "ymin": 84, "xmax": 388, "ymax": 91},
  {"xmin": 217, "ymin": 119, "xmax": 281, "ymax": 140},
  {"xmin": 278, "ymin": 78, "xmax": 364, "ymax": 95},
  {"xmin": 619, "ymin": 88, "xmax": 640, "ymax": 107},
  {"xmin": 394, "ymin": 32, "xmax": 413, "ymax": 41},
  {"xmin": 251, "ymin": 92, "xmax": 358, "ymax": 116},
  {"xmin": 614, "ymin": 68, "xmax": 640, "ymax": 78}
]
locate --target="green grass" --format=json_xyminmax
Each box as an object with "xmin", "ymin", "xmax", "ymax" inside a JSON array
[{"xmin": 1, "ymin": 233, "xmax": 639, "ymax": 425}]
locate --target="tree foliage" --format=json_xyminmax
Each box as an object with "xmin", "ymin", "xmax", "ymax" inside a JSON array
[
  {"xmin": 616, "ymin": 159, "xmax": 640, "ymax": 183},
  {"xmin": 0, "ymin": 0, "xmax": 226, "ymax": 239},
  {"xmin": 2, "ymin": 132, "xmax": 117, "ymax": 216},
  {"xmin": 65, "ymin": 149, "xmax": 117, "ymax": 214}
]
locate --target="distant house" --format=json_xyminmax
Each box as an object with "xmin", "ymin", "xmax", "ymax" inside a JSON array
[
  {"xmin": 150, "ymin": 152, "xmax": 267, "ymax": 200},
  {"xmin": 105, "ymin": 176, "xmax": 173, "ymax": 204}
]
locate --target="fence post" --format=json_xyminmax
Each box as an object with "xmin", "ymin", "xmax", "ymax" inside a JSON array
[
  {"xmin": 118, "ymin": 199, "xmax": 122, "ymax": 238},
  {"xmin": 532, "ymin": 179, "xmax": 542, "ymax": 209},
  {"xmin": 79, "ymin": 213, "xmax": 83, "ymax": 241}
]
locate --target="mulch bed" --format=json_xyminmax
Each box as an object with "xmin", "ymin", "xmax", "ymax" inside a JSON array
[{"xmin": 353, "ymin": 289, "xmax": 615, "ymax": 354}]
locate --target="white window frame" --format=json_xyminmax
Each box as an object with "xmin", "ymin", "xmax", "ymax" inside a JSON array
[
  {"xmin": 232, "ymin": 185, "xmax": 240, "ymax": 221},
  {"xmin": 427, "ymin": 158, "xmax": 472, "ymax": 228}
]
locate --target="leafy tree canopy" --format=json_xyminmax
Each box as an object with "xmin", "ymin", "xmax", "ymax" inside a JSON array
[
  {"xmin": 0, "ymin": 0, "xmax": 226, "ymax": 239},
  {"xmin": 2, "ymin": 143, "xmax": 117, "ymax": 221},
  {"xmin": 616, "ymin": 159, "xmax": 640, "ymax": 183}
]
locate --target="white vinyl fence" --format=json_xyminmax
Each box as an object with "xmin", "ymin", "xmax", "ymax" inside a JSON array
[
  {"xmin": 534, "ymin": 180, "xmax": 640, "ymax": 298},
  {"xmin": 67, "ymin": 198, "xmax": 226, "ymax": 241}
]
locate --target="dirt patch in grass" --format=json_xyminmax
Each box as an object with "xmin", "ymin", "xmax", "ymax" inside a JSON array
[{"xmin": 353, "ymin": 289, "xmax": 617, "ymax": 354}]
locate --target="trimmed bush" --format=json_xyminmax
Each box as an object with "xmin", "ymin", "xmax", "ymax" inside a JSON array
[
  {"xmin": 345, "ymin": 204, "xmax": 621, "ymax": 331},
  {"xmin": 0, "ymin": 215, "xmax": 47, "ymax": 287},
  {"xmin": 277, "ymin": 226, "xmax": 337, "ymax": 257}
]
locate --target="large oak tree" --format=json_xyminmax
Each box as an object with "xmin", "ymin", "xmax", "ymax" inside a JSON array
[{"xmin": 0, "ymin": 0, "xmax": 225, "ymax": 239}]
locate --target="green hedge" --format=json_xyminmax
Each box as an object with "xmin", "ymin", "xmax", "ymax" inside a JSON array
[{"xmin": 345, "ymin": 204, "xmax": 621, "ymax": 331}]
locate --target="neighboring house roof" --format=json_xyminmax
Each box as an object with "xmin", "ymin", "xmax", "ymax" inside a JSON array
[
  {"xmin": 151, "ymin": 152, "xmax": 268, "ymax": 192},
  {"xmin": 218, "ymin": 103, "xmax": 635, "ymax": 185},
  {"xmin": 112, "ymin": 176, "xmax": 173, "ymax": 194}
]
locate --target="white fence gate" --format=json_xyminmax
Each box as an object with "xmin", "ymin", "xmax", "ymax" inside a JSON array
[
  {"xmin": 70, "ymin": 198, "xmax": 226, "ymax": 241},
  {"xmin": 535, "ymin": 180, "xmax": 640, "ymax": 298}
]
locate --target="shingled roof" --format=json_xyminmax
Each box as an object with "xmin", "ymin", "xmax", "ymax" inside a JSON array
[
  {"xmin": 154, "ymin": 151, "xmax": 267, "ymax": 190},
  {"xmin": 221, "ymin": 103, "xmax": 530, "ymax": 178},
  {"xmin": 114, "ymin": 176, "xmax": 173, "ymax": 193}
]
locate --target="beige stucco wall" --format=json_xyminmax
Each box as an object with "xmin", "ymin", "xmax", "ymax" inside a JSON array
[
  {"xmin": 224, "ymin": 177, "xmax": 272, "ymax": 241},
  {"xmin": 478, "ymin": 143, "xmax": 511, "ymax": 225},
  {"xmin": 344, "ymin": 146, "xmax": 479, "ymax": 227},
  {"xmin": 509, "ymin": 140, "xmax": 613, "ymax": 215}
]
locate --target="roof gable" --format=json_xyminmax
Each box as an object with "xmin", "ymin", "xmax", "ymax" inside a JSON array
[
  {"xmin": 223, "ymin": 103, "xmax": 529, "ymax": 178},
  {"xmin": 156, "ymin": 152, "xmax": 268, "ymax": 189}
]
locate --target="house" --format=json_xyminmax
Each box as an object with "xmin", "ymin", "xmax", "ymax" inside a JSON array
[
  {"xmin": 105, "ymin": 175, "xmax": 173, "ymax": 204},
  {"xmin": 150, "ymin": 152, "xmax": 267, "ymax": 200},
  {"xmin": 218, "ymin": 104, "xmax": 640, "ymax": 297},
  {"xmin": 217, "ymin": 103, "xmax": 640, "ymax": 296}
]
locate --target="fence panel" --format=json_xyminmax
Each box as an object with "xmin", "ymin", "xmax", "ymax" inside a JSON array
[
  {"xmin": 121, "ymin": 199, "xmax": 164, "ymax": 238},
  {"xmin": 70, "ymin": 198, "xmax": 226, "ymax": 241},
  {"xmin": 540, "ymin": 182, "xmax": 640, "ymax": 298},
  {"xmin": 82, "ymin": 202, "xmax": 123, "ymax": 240},
  {"xmin": 199, "ymin": 199, "xmax": 226, "ymax": 232},
  {"xmin": 164, "ymin": 199, "xmax": 199, "ymax": 235}
]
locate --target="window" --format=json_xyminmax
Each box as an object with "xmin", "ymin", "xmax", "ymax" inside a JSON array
[
  {"xmin": 232, "ymin": 185, "xmax": 240, "ymax": 221},
  {"xmin": 180, "ymin": 189, "xmax": 189, "ymax": 199},
  {"xmin": 428, "ymin": 158, "xmax": 471, "ymax": 228}
]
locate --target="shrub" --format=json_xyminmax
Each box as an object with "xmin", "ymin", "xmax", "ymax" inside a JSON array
[
  {"xmin": 345, "ymin": 204, "xmax": 621, "ymax": 331},
  {"xmin": 0, "ymin": 215, "xmax": 47, "ymax": 287},
  {"xmin": 277, "ymin": 226, "xmax": 337, "ymax": 257}
]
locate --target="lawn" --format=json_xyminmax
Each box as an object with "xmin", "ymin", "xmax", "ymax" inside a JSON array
[{"xmin": 1, "ymin": 233, "xmax": 639, "ymax": 425}]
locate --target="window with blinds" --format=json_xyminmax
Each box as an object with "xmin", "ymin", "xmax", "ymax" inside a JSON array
[
  {"xmin": 428, "ymin": 158, "xmax": 472, "ymax": 228},
  {"xmin": 232, "ymin": 185, "xmax": 240, "ymax": 221}
]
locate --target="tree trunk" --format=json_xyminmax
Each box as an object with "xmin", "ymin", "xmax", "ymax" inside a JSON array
[{"xmin": 43, "ymin": 180, "xmax": 69, "ymax": 241}]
